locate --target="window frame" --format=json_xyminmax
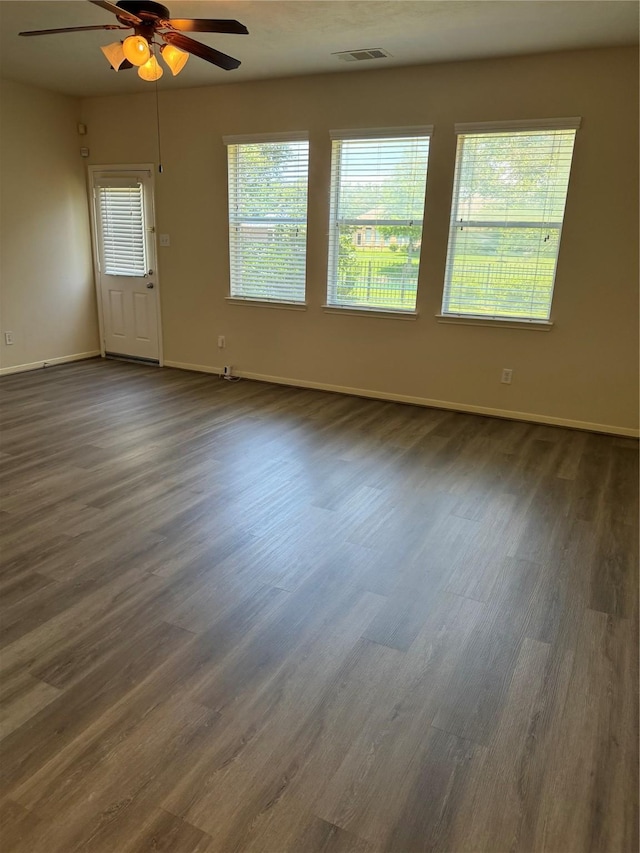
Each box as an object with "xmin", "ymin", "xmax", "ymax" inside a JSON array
[
  {"xmin": 94, "ymin": 178, "xmax": 147, "ymax": 278},
  {"xmin": 326, "ymin": 126, "xmax": 433, "ymax": 315},
  {"xmin": 440, "ymin": 117, "xmax": 581, "ymax": 325},
  {"xmin": 224, "ymin": 131, "xmax": 310, "ymax": 306}
]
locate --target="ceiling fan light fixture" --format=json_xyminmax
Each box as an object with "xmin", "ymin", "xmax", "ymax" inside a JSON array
[
  {"xmin": 100, "ymin": 40, "xmax": 127, "ymax": 71},
  {"xmin": 160, "ymin": 43, "xmax": 189, "ymax": 76},
  {"xmin": 122, "ymin": 34, "xmax": 150, "ymax": 66},
  {"xmin": 20, "ymin": 3, "xmax": 247, "ymax": 78},
  {"xmin": 138, "ymin": 53, "xmax": 163, "ymax": 81}
]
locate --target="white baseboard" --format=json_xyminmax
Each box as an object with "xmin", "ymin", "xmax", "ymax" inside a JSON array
[
  {"xmin": 164, "ymin": 360, "xmax": 221, "ymax": 375},
  {"xmin": 0, "ymin": 350, "xmax": 101, "ymax": 376},
  {"xmin": 160, "ymin": 360, "xmax": 640, "ymax": 438}
]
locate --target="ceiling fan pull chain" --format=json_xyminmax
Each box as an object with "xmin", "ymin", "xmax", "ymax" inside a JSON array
[{"xmin": 155, "ymin": 73, "xmax": 163, "ymax": 173}]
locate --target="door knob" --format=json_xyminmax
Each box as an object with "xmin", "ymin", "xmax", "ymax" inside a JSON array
[{"xmin": 146, "ymin": 283, "xmax": 154, "ymax": 289}]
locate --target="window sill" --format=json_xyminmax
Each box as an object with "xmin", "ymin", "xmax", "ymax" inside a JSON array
[
  {"xmin": 323, "ymin": 305, "xmax": 418, "ymax": 320},
  {"xmin": 436, "ymin": 314, "xmax": 553, "ymax": 331},
  {"xmin": 226, "ymin": 297, "xmax": 307, "ymax": 311}
]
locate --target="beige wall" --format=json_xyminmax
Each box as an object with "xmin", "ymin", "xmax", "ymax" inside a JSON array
[
  {"xmin": 80, "ymin": 46, "xmax": 638, "ymax": 433},
  {"xmin": 0, "ymin": 79, "xmax": 98, "ymax": 372}
]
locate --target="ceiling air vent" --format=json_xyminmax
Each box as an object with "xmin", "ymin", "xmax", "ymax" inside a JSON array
[{"xmin": 333, "ymin": 48, "xmax": 391, "ymax": 62}]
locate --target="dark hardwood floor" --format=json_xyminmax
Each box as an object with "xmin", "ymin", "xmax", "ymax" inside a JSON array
[{"xmin": 0, "ymin": 358, "xmax": 637, "ymax": 852}]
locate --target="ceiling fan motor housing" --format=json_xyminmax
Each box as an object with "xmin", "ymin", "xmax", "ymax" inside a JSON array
[{"xmin": 116, "ymin": 1, "xmax": 171, "ymax": 25}]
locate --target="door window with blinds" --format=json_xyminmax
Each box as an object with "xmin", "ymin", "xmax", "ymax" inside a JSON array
[
  {"xmin": 225, "ymin": 133, "xmax": 309, "ymax": 304},
  {"xmin": 327, "ymin": 128, "xmax": 431, "ymax": 312},
  {"xmin": 442, "ymin": 119, "xmax": 580, "ymax": 321},
  {"xmin": 94, "ymin": 178, "xmax": 147, "ymax": 276}
]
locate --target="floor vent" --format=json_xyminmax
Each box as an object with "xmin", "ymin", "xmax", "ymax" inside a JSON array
[{"xmin": 333, "ymin": 48, "xmax": 391, "ymax": 62}]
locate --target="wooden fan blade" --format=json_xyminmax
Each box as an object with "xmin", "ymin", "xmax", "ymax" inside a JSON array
[
  {"xmin": 162, "ymin": 32, "xmax": 241, "ymax": 70},
  {"xmin": 165, "ymin": 19, "xmax": 248, "ymax": 35},
  {"xmin": 20, "ymin": 24, "xmax": 126, "ymax": 36},
  {"xmin": 89, "ymin": 1, "xmax": 142, "ymax": 25}
]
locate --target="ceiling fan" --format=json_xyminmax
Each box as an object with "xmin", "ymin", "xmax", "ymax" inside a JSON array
[{"xmin": 19, "ymin": 0, "xmax": 249, "ymax": 80}]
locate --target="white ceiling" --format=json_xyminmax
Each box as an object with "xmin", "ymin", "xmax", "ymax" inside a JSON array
[{"xmin": 0, "ymin": 0, "xmax": 637, "ymax": 98}]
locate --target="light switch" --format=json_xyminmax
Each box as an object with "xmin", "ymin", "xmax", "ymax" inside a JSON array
[{"xmin": 159, "ymin": 234, "xmax": 170, "ymax": 247}]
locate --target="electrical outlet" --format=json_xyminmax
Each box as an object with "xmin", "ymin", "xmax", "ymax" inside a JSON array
[
  {"xmin": 4, "ymin": 332, "xmax": 14, "ymax": 345},
  {"xmin": 223, "ymin": 365, "xmax": 232, "ymax": 377},
  {"xmin": 217, "ymin": 335, "xmax": 225, "ymax": 348},
  {"xmin": 501, "ymin": 368, "xmax": 513, "ymax": 384},
  {"xmin": 159, "ymin": 234, "xmax": 170, "ymax": 247}
]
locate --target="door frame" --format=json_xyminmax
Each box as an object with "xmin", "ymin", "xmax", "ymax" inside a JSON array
[{"xmin": 87, "ymin": 163, "xmax": 164, "ymax": 366}]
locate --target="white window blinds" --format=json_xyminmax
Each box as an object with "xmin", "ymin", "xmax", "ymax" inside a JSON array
[
  {"xmin": 327, "ymin": 128, "xmax": 431, "ymax": 312},
  {"xmin": 442, "ymin": 121, "xmax": 579, "ymax": 321},
  {"xmin": 95, "ymin": 179, "xmax": 147, "ymax": 277},
  {"xmin": 226, "ymin": 135, "xmax": 309, "ymax": 303}
]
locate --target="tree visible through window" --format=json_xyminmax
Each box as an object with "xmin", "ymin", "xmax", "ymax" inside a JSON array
[
  {"xmin": 442, "ymin": 122, "xmax": 579, "ymax": 320},
  {"xmin": 226, "ymin": 135, "xmax": 309, "ymax": 303},
  {"xmin": 327, "ymin": 129, "xmax": 431, "ymax": 312}
]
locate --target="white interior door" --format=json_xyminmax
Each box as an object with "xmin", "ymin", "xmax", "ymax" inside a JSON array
[{"xmin": 91, "ymin": 168, "xmax": 161, "ymax": 362}]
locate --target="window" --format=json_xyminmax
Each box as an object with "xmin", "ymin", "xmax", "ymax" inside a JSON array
[
  {"xmin": 327, "ymin": 128, "xmax": 432, "ymax": 312},
  {"xmin": 442, "ymin": 119, "xmax": 580, "ymax": 322},
  {"xmin": 225, "ymin": 133, "xmax": 309, "ymax": 304},
  {"xmin": 95, "ymin": 178, "xmax": 146, "ymax": 277}
]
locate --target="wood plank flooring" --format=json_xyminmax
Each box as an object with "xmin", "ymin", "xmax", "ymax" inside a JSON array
[{"xmin": 0, "ymin": 358, "xmax": 637, "ymax": 852}]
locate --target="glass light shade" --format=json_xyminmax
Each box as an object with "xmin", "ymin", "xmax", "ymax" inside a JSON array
[
  {"xmin": 161, "ymin": 44, "xmax": 189, "ymax": 76},
  {"xmin": 138, "ymin": 54, "xmax": 163, "ymax": 82},
  {"xmin": 122, "ymin": 34, "xmax": 150, "ymax": 66},
  {"xmin": 100, "ymin": 41, "xmax": 126, "ymax": 71}
]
